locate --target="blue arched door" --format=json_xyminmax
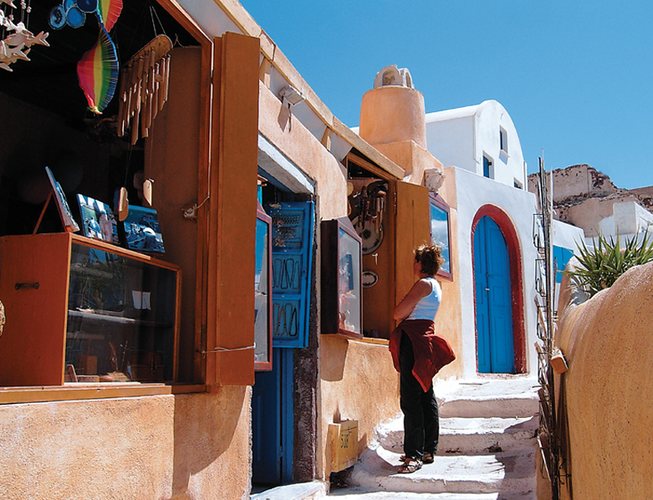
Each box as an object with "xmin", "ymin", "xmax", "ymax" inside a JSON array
[{"xmin": 473, "ymin": 216, "xmax": 515, "ymax": 373}]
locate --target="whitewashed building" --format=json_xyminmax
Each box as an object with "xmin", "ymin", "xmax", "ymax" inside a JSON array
[{"xmin": 425, "ymin": 100, "xmax": 528, "ymax": 190}]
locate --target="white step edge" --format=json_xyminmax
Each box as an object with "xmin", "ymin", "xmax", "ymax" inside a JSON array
[{"xmin": 348, "ymin": 446, "xmax": 536, "ymax": 495}]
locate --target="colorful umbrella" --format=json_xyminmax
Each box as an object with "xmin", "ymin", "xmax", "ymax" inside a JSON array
[{"xmin": 76, "ymin": 25, "xmax": 119, "ymax": 114}]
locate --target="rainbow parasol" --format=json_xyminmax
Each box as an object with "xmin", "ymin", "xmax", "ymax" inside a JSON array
[
  {"xmin": 76, "ymin": 25, "xmax": 119, "ymax": 114},
  {"xmin": 97, "ymin": 0, "xmax": 122, "ymax": 31}
]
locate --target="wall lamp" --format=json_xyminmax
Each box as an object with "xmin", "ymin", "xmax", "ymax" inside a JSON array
[{"xmin": 279, "ymin": 85, "xmax": 305, "ymax": 106}]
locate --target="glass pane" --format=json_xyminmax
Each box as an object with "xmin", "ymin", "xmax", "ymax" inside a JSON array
[
  {"xmin": 338, "ymin": 228, "xmax": 361, "ymax": 334},
  {"xmin": 66, "ymin": 243, "xmax": 177, "ymax": 383},
  {"xmin": 254, "ymin": 218, "xmax": 270, "ymax": 363},
  {"xmin": 430, "ymin": 204, "xmax": 451, "ymax": 274}
]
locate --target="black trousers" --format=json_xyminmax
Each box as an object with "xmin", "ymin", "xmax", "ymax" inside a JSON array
[{"xmin": 399, "ymin": 332, "xmax": 439, "ymax": 459}]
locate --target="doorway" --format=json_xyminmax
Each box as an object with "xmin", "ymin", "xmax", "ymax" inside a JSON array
[
  {"xmin": 473, "ymin": 215, "xmax": 516, "ymax": 373},
  {"xmin": 251, "ymin": 177, "xmax": 315, "ymax": 488}
]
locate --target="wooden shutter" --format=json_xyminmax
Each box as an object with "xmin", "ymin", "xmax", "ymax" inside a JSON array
[
  {"xmin": 206, "ymin": 32, "xmax": 260, "ymax": 386},
  {"xmin": 267, "ymin": 201, "xmax": 314, "ymax": 348},
  {"xmin": 394, "ymin": 181, "xmax": 430, "ymax": 307}
]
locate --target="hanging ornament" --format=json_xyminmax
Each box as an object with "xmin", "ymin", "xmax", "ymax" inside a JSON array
[
  {"xmin": 48, "ymin": 0, "xmax": 122, "ymax": 32},
  {"xmin": 117, "ymin": 34, "xmax": 172, "ymax": 144},
  {"xmin": 76, "ymin": 25, "xmax": 119, "ymax": 114},
  {"xmin": 1, "ymin": 0, "xmax": 49, "ymax": 72},
  {"xmin": 96, "ymin": 0, "xmax": 122, "ymax": 31}
]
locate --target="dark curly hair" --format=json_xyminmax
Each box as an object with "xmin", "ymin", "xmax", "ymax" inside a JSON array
[{"xmin": 415, "ymin": 244, "xmax": 444, "ymax": 276}]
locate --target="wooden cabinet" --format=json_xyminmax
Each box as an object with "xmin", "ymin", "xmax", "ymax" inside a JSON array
[{"xmin": 0, "ymin": 233, "xmax": 180, "ymax": 386}]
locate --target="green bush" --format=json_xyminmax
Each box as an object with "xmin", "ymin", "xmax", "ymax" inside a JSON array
[{"xmin": 568, "ymin": 231, "xmax": 653, "ymax": 297}]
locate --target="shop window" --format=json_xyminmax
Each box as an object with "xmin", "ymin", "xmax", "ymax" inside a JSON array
[
  {"xmin": 430, "ymin": 195, "xmax": 453, "ymax": 280},
  {"xmin": 321, "ymin": 218, "xmax": 363, "ymax": 337},
  {"xmin": 254, "ymin": 203, "xmax": 273, "ymax": 370},
  {"xmin": 0, "ymin": 1, "xmax": 209, "ymax": 393}
]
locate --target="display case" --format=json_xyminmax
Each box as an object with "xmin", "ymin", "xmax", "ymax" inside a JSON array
[
  {"xmin": 0, "ymin": 232, "xmax": 180, "ymax": 386},
  {"xmin": 321, "ymin": 218, "xmax": 362, "ymax": 337}
]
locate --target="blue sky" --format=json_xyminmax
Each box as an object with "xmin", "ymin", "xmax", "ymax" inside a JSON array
[{"xmin": 241, "ymin": 0, "xmax": 651, "ymax": 189}]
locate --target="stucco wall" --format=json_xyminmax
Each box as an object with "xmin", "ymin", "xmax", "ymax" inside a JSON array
[
  {"xmin": 319, "ymin": 335, "xmax": 400, "ymax": 477},
  {"xmin": 258, "ymin": 83, "xmax": 347, "ymax": 221},
  {"xmin": 553, "ymin": 262, "xmax": 653, "ymax": 499},
  {"xmin": 0, "ymin": 388, "xmax": 251, "ymax": 500},
  {"xmin": 425, "ymin": 101, "xmax": 526, "ymax": 189},
  {"xmin": 435, "ymin": 169, "xmax": 465, "ymax": 379},
  {"xmin": 452, "ymin": 168, "xmax": 538, "ymax": 377},
  {"xmin": 424, "ymin": 115, "xmax": 475, "ymax": 173},
  {"xmin": 474, "ymin": 101, "xmax": 526, "ymax": 188}
]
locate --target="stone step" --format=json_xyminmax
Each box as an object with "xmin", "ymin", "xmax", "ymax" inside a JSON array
[
  {"xmin": 328, "ymin": 489, "xmax": 531, "ymax": 499},
  {"xmin": 437, "ymin": 378, "xmax": 539, "ymax": 419},
  {"xmin": 348, "ymin": 445, "xmax": 536, "ymax": 496},
  {"xmin": 377, "ymin": 416, "xmax": 538, "ymax": 455},
  {"xmin": 251, "ymin": 480, "xmax": 326, "ymax": 500}
]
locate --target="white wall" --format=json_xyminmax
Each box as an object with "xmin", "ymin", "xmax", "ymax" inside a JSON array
[
  {"xmin": 452, "ymin": 168, "xmax": 538, "ymax": 378},
  {"xmin": 424, "ymin": 115, "xmax": 475, "ymax": 172},
  {"xmin": 552, "ymin": 219, "xmax": 585, "ymax": 250},
  {"xmin": 474, "ymin": 101, "xmax": 526, "ymax": 188},
  {"xmin": 425, "ymin": 101, "xmax": 526, "ymax": 189},
  {"xmin": 599, "ymin": 201, "xmax": 653, "ymax": 238}
]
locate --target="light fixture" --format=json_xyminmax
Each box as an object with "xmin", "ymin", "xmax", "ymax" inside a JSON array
[{"xmin": 279, "ymin": 85, "xmax": 304, "ymax": 106}]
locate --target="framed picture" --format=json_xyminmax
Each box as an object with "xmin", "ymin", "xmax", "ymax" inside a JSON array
[
  {"xmin": 123, "ymin": 205, "xmax": 165, "ymax": 253},
  {"xmin": 429, "ymin": 194, "xmax": 452, "ymax": 279},
  {"xmin": 321, "ymin": 217, "xmax": 363, "ymax": 337},
  {"xmin": 45, "ymin": 166, "xmax": 79, "ymax": 232},
  {"xmin": 76, "ymin": 194, "xmax": 119, "ymax": 244}
]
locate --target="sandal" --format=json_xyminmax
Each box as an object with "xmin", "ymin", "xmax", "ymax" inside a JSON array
[
  {"xmin": 397, "ymin": 457, "xmax": 422, "ymax": 474},
  {"xmin": 399, "ymin": 453, "xmax": 434, "ymax": 464}
]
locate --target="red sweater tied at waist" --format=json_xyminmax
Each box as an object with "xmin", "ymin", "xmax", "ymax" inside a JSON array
[{"xmin": 389, "ymin": 319, "xmax": 456, "ymax": 392}]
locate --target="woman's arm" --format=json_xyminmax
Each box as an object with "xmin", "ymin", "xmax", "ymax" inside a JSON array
[{"xmin": 393, "ymin": 279, "xmax": 431, "ymax": 322}]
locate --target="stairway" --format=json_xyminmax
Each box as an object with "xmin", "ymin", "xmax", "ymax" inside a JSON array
[{"xmin": 333, "ymin": 377, "xmax": 539, "ymax": 499}]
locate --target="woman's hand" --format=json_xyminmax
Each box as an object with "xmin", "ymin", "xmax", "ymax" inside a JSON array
[{"xmin": 393, "ymin": 279, "xmax": 432, "ymax": 322}]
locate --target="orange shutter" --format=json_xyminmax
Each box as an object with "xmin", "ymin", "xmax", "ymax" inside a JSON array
[
  {"xmin": 394, "ymin": 181, "xmax": 431, "ymax": 307},
  {"xmin": 206, "ymin": 32, "xmax": 260, "ymax": 386}
]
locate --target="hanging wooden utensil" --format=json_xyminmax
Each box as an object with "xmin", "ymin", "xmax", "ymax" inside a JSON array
[{"xmin": 117, "ymin": 34, "xmax": 172, "ymax": 145}]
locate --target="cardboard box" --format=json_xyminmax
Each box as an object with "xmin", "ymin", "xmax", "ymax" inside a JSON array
[{"xmin": 328, "ymin": 420, "xmax": 358, "ymax": 472}]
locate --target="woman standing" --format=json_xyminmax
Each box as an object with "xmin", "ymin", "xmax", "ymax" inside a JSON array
[{"xmin": 389, "ymin": 244, "xmax": 452, "ymax": 474}]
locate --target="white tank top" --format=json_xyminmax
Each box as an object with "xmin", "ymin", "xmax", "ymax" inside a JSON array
[{"xmin": 406, "ymin": 277, "xmax": 442, "ymax": 321}]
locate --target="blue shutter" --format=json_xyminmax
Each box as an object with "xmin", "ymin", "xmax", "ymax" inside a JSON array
[{"xmin": 268, "ymin": 201, "xmax": 314, "ymax": 348}]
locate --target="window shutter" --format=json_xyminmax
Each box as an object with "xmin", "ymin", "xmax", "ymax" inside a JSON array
[
  {"xmin": 394, "ymin": 181, "xmax": 430, "ymax": 306},
  {"xmin": 206, "ymin": 32, "xmax": 260, "ymax": 386},
  {"xmin": 267, "ymin": 201, "xmax": 314, "ymax": 348}
]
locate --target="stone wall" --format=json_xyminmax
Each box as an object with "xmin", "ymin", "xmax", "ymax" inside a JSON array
[{"xmin": 528, "ymin": 164, "xmax": 653, "ymax": 237}]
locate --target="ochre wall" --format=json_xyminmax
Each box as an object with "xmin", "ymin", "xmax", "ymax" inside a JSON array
[
  {"xmin": 258, "ymin": 83, "xmax": 347, "ymax": 221},
  {"xmin": 0, "ymin": 388, "xmax": 251, "ymax": 500},
  {"xmin": 435, "ymin": 169, "xmax": 463, "ymax": 379},
  {"xmin": 552, "ymin": 262, "xmax": 653, "ymax": 499},
  {"xmin": 319, "ymin": 335, "xmax": 400, "ymax": 477}
]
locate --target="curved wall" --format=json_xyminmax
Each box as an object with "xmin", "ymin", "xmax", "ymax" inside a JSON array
[{"xmin": 555, "ymin": 262, "xmax": 653, "ymax": 499}]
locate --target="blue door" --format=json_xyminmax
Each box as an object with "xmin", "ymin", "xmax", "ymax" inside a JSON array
[
  {"xmin": 252, "ymin": 348, "xmax": 294, "ymax": 485},
  {"xmin": 474, "ymin": 216, "xmax": 515, "ymax": 373}
]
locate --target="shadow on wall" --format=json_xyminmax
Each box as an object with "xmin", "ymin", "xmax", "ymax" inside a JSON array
[
  {"xmin": 171, "ymin": 386, "xmax": 249, "ymax": 498},
  {"xmin": 320, "ymin": 335, "xmax": 350, "ymax": 382}
]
